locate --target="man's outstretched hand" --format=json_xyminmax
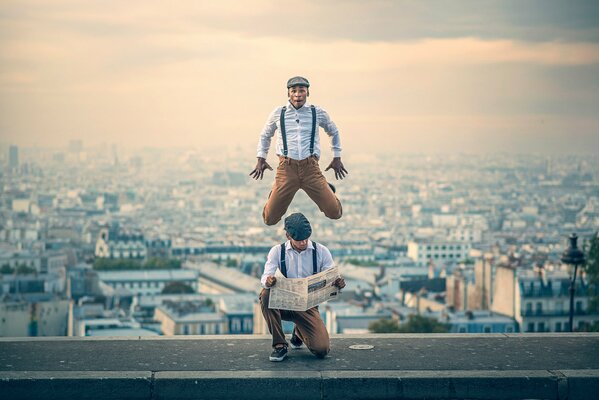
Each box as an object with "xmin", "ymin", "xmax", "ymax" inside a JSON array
[
  {"xmin": 325, "ymin": 157, "xmax": 348, "ymax": 180},
  {"xmin": 249, "ymin": 157, "xmax": 273, "ymax": 180},
  {"xmin": 333, "ymin": 277, "xmax": 346, "ymax": 290}
]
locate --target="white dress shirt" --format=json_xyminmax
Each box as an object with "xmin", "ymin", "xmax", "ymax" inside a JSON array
[
  {"xmin": 256, "ymin": 101, "xmax": 342, "ymax": 160},
  {"xmin": 260, "ymin": 240, "xmax": 335, "ymax": 288}
]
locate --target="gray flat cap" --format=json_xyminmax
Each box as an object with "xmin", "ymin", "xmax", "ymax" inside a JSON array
[
  {"xmin": 287, "ymin": 76, "xmax": 310, "ymax": 88},
  {"xmin": 284, "ymin": 213, "xmax": 312, "ymax": 241}
]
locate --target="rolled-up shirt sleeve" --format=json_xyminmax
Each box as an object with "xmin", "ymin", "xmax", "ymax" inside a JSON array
[
  {"xmin": 260, "ymin": 245, "xmax": 280, "ymax": 288},
  {"xmin": 256, "ymin": 107, "xmax": 280, "ymax": 159},
  {"xmin": 317, "ymin": 107, "xmax": 341, "ymax": 158}
]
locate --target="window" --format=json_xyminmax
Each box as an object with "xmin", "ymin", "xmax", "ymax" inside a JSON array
[
  {"xmin": 527, "ymin": 323, "xmax": 535, "ymax": 332},
  {"xmin": 576, "ymin": 301, "xmax": 583, "ymax": 313},
  {"xmin": 505, "ymin": 326, "xmax": 514, "ymax": 333},
  {"xmin": 555, "ymin": 322, "xmax": 562, "ymax": 332},
  {"xmin": 231, "ymin": 318, "xmax": 241, "ymax": 332},
  {"xmin": 535, "ymin": 302, "xmax": 542, "ymax": 315},
  {"xmin": 215, "ymin": 324, "xmax": 220, "ymax": 334},
  {"xmin": 537, "ymin": 322, "xmax": 545, "ymax": 332},
  {"xmin": 483, "ymin": 326, "xmax": 491, "ymax": 333},
  {"xmin": 200, "ymin": 324, "xmax": 205, "ymax": 334},
  {"xmin": 458, "ymin": 326, "xmax": 467, "ymax": 333},
  {"xmin": 183, "ymin": 325, "xmax": 189, "ymax": 335},
  {"xmin": 525, "ymin": 303, "xmax": 532, "ymax": 315}
]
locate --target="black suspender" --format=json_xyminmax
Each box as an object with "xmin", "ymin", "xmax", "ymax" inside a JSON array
[
  {"xmin": 280, "ymin": 107, "xmax": 288, "ymax": 158},
  {"xmin": 309, "ymin": 105, "xmax": 316, "ymax": 155},
  {"xmin": 280, "ymin": 105, "xmax": 317, "ymax": 157},
  {"xmin": 279, "ymin": 241, "xmax": 318, "ymax": 278},
  {"xmin": 279, "ymin": 242, "xmax": 287, "ymax": 277},
  {"xmin": 311, "ymin": 241, "xmax": 318, "ymax": 274}
]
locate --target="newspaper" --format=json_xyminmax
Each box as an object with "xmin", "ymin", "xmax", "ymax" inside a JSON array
[{"xmin": 268, "ymin": 266, "xmax": 341, "ymax": 311}]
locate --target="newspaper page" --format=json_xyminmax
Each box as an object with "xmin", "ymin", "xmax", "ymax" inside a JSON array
[{"xmin": 268, "ymin": 266, "xmax": 340, "ymax": 311}]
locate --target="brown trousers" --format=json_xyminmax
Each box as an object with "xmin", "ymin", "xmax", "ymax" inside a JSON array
[
  {"xmin": 259, "ymin": 288, "xmax": 330, "ymax": 358},
  {"xmin": 262, "ymin": 156, "xmax": 342, "ymax": 226}
]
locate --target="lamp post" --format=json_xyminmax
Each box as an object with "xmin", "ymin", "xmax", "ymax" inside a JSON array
[{"xmin": 560, "ymin": 233, "xmax": 586, "ymax": 332}]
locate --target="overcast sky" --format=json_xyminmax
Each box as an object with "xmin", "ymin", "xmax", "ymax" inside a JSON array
[{"xmin": 1, "ymin": 0, "xmax": 598, "ymax": 155}]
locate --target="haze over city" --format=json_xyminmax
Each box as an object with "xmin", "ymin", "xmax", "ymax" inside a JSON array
[{"xmin": 1, "ymin": 0, "xmax": 599, "ymax": 154}]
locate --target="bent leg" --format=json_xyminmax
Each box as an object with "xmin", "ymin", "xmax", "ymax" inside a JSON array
[
  {"xmin": 259, "ymin": 288, "xmax": 289, "ymax": 347},
  {"xmin": 262, "ymin": 159, "xmax": 300, "ymax": 225},
  {"xmin": 291, "ymin": 307, "xmax": 330, "ymax": 358},
  {"xmin": 302, "ymin": 158, "xmax": 342, "ymax": 220}
]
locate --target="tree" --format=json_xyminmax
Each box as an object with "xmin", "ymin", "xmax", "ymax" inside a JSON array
[
  {"xmin": 369, "ymin": 315, "xmax": 450, "ymax": 334},
  {"xmin": 15, "ymin": 264, "xmax": 37, "ymax": 275},
  {"xmin": 369, "ymin": 318, "xmax": 401, "ymax": 333},
  {"xmin": 161, "ymin": 281, "xmax": 195, "ymax": 294},
  {"xmin": 1, "ymin": 264, "xmax": 14, "ymax": 274},
  {"xmin": 398, "ymin": 315, "xmax": 449, "ymax": 333},
  {"xmin": 584, "ymin": 232, "xmax": 599, "ymax": 312}
]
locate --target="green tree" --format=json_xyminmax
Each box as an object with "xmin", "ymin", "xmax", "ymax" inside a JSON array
[
  {"xmin": 93, "ymin": 257, "xmax": 181, "ymax": 271},
  {"xmin": 369, "ymin": 315, "xmax": 450, "ymax": 334},
  {"xmin": 161, "ymin": 281, "xmax": 195, "ymax": 294},
  {"xmin": 1, "ymin": 264, "xmax": 14, "ymax": 274},
  {"xmin": 584, "ymin": 232, "xmax": 599, "ymax": 312},
  {"xmin": 15, "ymin": 264, "xmax": 37, "ymax": 275},
  {"xmin": 368, "ymin": 318, "xmax": 401, "ymax": 333},
  {"xmin": 398, "ymin": 315, "xmax": 450, "ymax": 333}
]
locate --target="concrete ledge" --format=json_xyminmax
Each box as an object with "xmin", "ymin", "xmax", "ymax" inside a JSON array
[
  {"xmin": 2, "ymin": 335, "xmax": 599, "ymax": 399},
  {"xmin": 0, "ymin": 371, "xmax": 152, "ymax": 400},
  {"xmin": 154, "ymin": 371, "xmax": 322, "ymax": 400},
  {"xmin": 2, "ymin": 370, "xmax": 599, "ymax": 400}
]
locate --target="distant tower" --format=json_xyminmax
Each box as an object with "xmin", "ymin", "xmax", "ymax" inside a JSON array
[
  {"xmin": 111, "ymin": 144, "xmax": 119, "ymax": 166},
  {"xmin": 8, "ymin": 145, "xmax": 19, "ymax": 171}
]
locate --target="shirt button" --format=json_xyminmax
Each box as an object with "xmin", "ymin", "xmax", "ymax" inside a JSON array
[{"xmin": 296, "ymin": 119, "xmax": 300, "ymax": 123}]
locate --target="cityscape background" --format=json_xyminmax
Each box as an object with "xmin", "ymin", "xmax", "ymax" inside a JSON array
[
  {"xmin": 0, "ymin": 142, "xmax": 598, "ymax": 336},
  {"xmin": 1, "ymin": 1, "xmax": 599, "ymax": 338}
]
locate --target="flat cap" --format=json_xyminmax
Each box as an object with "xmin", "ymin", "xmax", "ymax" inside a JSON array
[
  {"xmin": 284, "ymin": 213, "xmax": 312, "ymax": 241},
  {"xmin": 287, "ymin": 76, "xmax": 310, "ymax": 88}
]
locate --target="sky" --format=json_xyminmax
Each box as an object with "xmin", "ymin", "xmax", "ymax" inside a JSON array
[{"xmin": 1, "ymin": 0, "xmax": 599, "ymax": 155}]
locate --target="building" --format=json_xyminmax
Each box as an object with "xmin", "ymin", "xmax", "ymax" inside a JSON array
[
  {"xmin": 0, "ymin": 294, "xmax": 70, "ymax": 336},
  {"xmin": 448, "ymin": 310, "xmax": 517, "ymax": 333},
  {"xmin": 407, "ymin": 240, "xmax": 472, "ymax": 267},
  {"xmin": 446, "ymin": 257, "xmax": 493, "ymax": 312},
  {"xmin": 97, "ymin": 269, "xmax": 199, "ymax": 296},
  {"xmin": 154, "ymin": 299, "xmax": 226, "ymax": 335},
  {"xmin": 218, "ymin": 294, "xmax": 254, "ymax": 334},
  {"xmin": 95, "ymin": 224, "xmax": 147, "ymax": 259},
  {"xmin": 492, "ymin": 264, "xmax": 599, "ymax": 332}
]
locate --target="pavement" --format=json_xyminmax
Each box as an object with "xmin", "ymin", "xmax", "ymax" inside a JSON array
[{"xmin": 1, "ymin": 333, "xmax": 598, "ymax": 399}]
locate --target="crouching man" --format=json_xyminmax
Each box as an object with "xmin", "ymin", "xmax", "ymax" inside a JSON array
[{"xmin": 259, "ymin": 212, "xmax": 345, "ymax": 361}]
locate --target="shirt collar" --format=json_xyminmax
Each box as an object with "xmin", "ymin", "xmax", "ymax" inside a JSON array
[
  {"xmin": 285, "ymin": 240, "xmax": 314, "ymax": 253},
  {"xmin": 286, "ymin": 100, "xmax": 311, "ymax": 111}
]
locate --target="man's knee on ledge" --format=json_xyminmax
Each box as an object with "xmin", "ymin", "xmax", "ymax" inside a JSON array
[{"xmin": 311, "ymin": 345, "xmax": 330, "ymax": 359}]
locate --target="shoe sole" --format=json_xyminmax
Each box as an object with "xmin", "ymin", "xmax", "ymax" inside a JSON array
[
  {"xmin": 269, "ymin": 354, "xmax": 287, "ymax": 362},
  {"xmin": 289, "ymin": 342, "xmax": 303, "ymax": 349}
]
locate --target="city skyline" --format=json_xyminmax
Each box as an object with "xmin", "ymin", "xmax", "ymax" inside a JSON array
[{"xmin": 1, "ymin": 1, "xmax": 599, "ymax": 154}]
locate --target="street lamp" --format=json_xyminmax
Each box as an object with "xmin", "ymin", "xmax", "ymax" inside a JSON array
[{"xmin": 561, "ymin": 233, "xmax": 586, "ymax": 332}]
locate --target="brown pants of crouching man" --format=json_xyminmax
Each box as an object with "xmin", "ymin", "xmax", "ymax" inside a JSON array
[
  {"xmin": 259, "ymin": 288, "xmax": 330, "ymax": 358},
  {"xmin": 262, "ymin": 155, "xmax": 342, "ymax": 226}
]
